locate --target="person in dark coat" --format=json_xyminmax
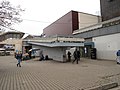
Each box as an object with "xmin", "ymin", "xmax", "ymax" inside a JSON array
[
  {"xmin": 28, "ymin": 51, "xmax": 32, "ymax": 59},
  {"xmin": 67, "ymin": 51, "xmax": 71, "ymax": 62},
  {"xmin": 116, "ymin": 50, "xmax": 120, "ymax": 64},
  {"xmin": 72, "ymin": 49, "xmax": 80, "ymax": 64},
  {"xmin": 77, "ymin": 50, "xmax": 80, "ymax": 61},
  {"xmin": 16, "ymin": 51, "xmax": 22, "ymax": 67}
]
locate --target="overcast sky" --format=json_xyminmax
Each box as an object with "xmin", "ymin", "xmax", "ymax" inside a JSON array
[{"xmin": 9, "ymin": 0, "xmax": 100, "ymax": 35}]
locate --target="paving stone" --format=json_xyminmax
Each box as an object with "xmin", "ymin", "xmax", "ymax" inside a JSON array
[{"xmin": 0, "ymin": 56, "xmax": 120, "ymax": 90}]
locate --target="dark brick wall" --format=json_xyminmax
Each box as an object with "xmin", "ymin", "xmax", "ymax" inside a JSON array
[
  {"xmin": 100, "ymin": 0, "xmax": 120, "ymax": 21},
  {"xmin": 72, "ymin": 11, "xmax": 79, "ymax": 31}
]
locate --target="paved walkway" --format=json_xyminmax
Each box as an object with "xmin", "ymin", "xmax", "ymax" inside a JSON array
[{"xmin": 0, "ymin": 56, "xmax": 120, "ymax": 90}]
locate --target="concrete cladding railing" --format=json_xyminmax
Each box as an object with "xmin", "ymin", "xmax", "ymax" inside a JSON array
[
  {"xmin": 73, "ymin": 16, "xmax": 120, "ymax": 34},
  {"xmin": 26, "ymin": 37, "xmax": 84, "ymax": 43}
]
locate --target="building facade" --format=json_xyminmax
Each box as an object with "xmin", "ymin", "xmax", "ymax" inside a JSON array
[
  {"xmin": 73, "ymin": 0, "xmax": 120, "ymax": 60},
  {"xmin": 23, "ymin": 36, "xmax": 84, "ymax": 62},
  {"xmin": 0, "ymin": 31, "xmax": 24, "ymax": 53},
  {"xmin": 74, "ymin": 21, "xmax": 120, "ymax": 60},
  {"xmin": 43, "ymin": 10, "xmax": 100, "ymax": 37},
  {"xmin": 0, "ymin": 31, "xmax": 24, "ymax": 42}
]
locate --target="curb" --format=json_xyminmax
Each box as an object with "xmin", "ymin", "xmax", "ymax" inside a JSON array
[{"xmin": 86, "ymin": 82, "xmax": 118, "ymax": 90}]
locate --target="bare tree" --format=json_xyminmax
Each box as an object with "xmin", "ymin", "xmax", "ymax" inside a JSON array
[{"xmin": 0, "ymin": 0, "xmax": 24, "ymax": 30}]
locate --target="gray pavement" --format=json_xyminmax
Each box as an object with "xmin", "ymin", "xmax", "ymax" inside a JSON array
[{"xmin": 0, "ymin": 56, "xmax": 120, "ymax": 90}]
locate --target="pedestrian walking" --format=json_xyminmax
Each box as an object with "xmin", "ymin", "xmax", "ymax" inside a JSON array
[
  {"xmin": 77, "ymin": 50, "xmax": 80, "ymax": 61},
  {"xmin": 16, "ymin": 51, "xmax": 22, "ymax": 67},
  {"xmin": 67, "ymin": 51, "xmax": 71, "ymax": 62},
  {"xmin": 14, "ymin": 52, "xmax": 17, "ymax": 58},
  {"xmin": 116, "ymin": 50, "xmax": 120, "ymax": 64},
  {"xmin": 72, "ymin": 49, "xmax": 80, "ymax": 64},
  {"xmin": 28, "ymin": 50, "xmax": 32, "ymax": 59}
]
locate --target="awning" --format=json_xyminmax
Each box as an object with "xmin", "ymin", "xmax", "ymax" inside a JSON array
[
  {"xmin": 29, "ymin": 48, "xmax": 40, "ymax": 51},
  {"xmin": 27, "ymin": 42, "xmax": 84, "ymax": 47}
]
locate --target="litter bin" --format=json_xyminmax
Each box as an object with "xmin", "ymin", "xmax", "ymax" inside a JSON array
[{"xmin": 91, "ymin": 48, "xmax": 97, "ymax": 59}]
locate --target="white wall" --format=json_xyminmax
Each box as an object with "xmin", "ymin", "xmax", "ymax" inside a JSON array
[
  {"xmin": 93, "ymin": 33, "xmax": 120, "ymax": 60},
  {"xmin": 32, "ymin": 45, "xmax": 66, "ymax": 62}
]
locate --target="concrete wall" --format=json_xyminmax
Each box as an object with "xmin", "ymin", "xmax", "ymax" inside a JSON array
[
  {"xmin": 74, "ymin": 23, "xmax": 120, "ymax": 38},
  {"xmin": 32, "ymin": 45, "xmax": 67, "ymax": 62},
  {"xmin": 93, "ymin": 33, "xmax": 120, "ymax": 60},
  {"xmin": 78, "ymin": 13, "xmax": 100, "ymax": 29}
]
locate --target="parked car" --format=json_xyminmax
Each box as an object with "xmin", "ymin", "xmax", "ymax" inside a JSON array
[
  {"xmin": 0, "ymin": 48, "xmax": 10, "ymax": 56},
  {"xmin": 3, "ymin": 45, "xmax": 13, "ymax": 49}
]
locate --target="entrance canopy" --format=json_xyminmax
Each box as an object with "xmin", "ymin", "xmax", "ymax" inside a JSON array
[
  {"xmin": 25, "ymin": 36, "xmax": 84, "ymax": 47},
  {"xmin": 27, "ymin": 42, "xmax": 84, "ymax": 47}
]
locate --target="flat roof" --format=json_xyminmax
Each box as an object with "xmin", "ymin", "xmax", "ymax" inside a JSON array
[{"xmin": 28, "ymin": 42, "xmax": 84, "ymax": 47}]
